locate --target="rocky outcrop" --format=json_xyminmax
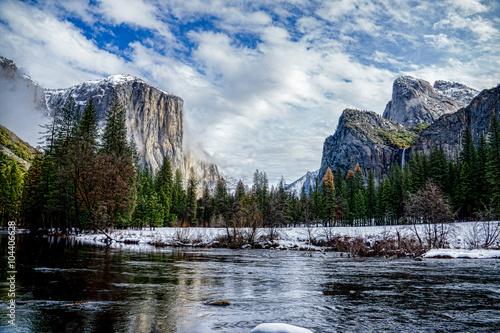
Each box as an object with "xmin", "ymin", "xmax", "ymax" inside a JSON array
[
  {"xmin": 1, "ymin": 56, "xmax": 46, "ymax": 110},
  {"xmin": 319, "ymin": 109, "xmax": 418, "ymax": 182},
  {"xmin": 382, "ymin": 76, "xmax": 478, "ymax": 127},
  {"xmin": 412, "ymin": 84, "xmax": 500, "ymax": 160},
  {"xmin": 44, "ymin": 74, "xmax": 220, "ymax": 190}
]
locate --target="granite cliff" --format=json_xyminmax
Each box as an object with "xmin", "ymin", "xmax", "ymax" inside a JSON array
[
  {"xmin": 0, "ymin": 58, "xmax": 219, "ymax": 191},
  {"xmin": 319, "ymin": 109, "xmax": 420, "ymax": 182},
  {"xmin": 413, "ymin": 84, "xmax": 500, "ymax": 159},
  {"xmin": 315, "ymin": 76, "xmax": 482, "ymax": 185},
  {"xmin": 383, "ymin": 76, "xmax": 478, "ymax": 127}
]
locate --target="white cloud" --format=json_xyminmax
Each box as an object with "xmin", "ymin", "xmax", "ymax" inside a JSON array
[
  {"xmin": 1, "ymin": 0, "xmax": 500, "ymax": 184},
  {"xmin": 447, "ymin": 0, "xmax": 489, "ymax": 15},
  {"xmin": 0, "ymin": 0, "xmax": 130, "ymax": 88}
]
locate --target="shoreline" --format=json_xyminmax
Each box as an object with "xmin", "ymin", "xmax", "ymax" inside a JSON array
[{"xmin": 49, "ymin": 222, "xmax": 500, "ymax": 259}]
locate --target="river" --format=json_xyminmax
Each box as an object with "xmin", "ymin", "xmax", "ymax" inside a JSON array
[{"xmin": 1, "ymin": 235, "xmax": 499, "ymax": 332}]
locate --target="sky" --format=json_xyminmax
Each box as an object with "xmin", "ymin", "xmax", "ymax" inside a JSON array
[{"xmin": 0, "ymin": 0, "xmax": 499, "ymax": 185}]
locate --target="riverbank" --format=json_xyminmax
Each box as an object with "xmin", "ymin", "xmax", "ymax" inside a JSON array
[{"xmin": 68, "ymin": 221, "xmax": 500, "ymax": 258}]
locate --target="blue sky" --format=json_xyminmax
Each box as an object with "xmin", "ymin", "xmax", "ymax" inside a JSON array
[{"xmin": 1, "ymin": 0, "xmax": 499, "ymax": 185}]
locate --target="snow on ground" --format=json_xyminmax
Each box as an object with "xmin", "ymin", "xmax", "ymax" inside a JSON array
[
  {"xmin": 424, "ymin": 249, "xmax": 500, "ymax": 259},
  {"xmin": 73, "ymin": 221, "xmax": 500, "ymax": 257},
  {"xmin": 251, "ymin": 323, "xmax": 313, "ymax": 333}
]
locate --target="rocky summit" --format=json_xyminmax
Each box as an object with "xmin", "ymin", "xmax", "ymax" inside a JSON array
[{"xmin": 382, "ymin": 76, "xmax": 478, "ymax": 127}]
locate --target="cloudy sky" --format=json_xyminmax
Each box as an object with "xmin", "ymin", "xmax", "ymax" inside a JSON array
[{"xmin": 1, "ymin": 0, "xmax": 499, "ymax": 185}]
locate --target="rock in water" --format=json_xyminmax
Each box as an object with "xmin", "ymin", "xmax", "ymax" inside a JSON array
[
  {"xmin": 251, "ymin": 323, "xmax": 313, "ymax": 333},
  {"xmin": 204, "ymin": 300, "xmax": 231, "ymax": 306}
]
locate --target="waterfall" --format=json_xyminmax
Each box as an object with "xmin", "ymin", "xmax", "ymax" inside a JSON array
[{"xmin": 401, "ymin": 147, "xmax": 407, "ymax": 168}]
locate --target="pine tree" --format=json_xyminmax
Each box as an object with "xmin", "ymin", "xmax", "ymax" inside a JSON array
[
  {"xmin": 155, "ymin": 157, "xmax": 173, "ymax": 225},
  {"xmin": 322, "ymin": 167, "xmax": 336, "ymax": 226},
  {"xmin": 214, "ymin": 177, "xmax": 229, "ymax": 223},
  {"xmin": 487, "ymin": 114, "xmax": 500, "ymax": 215},
  {"xmin": 199, "ymin": 184, "xmax": 213, "ymax": 227},
  {"xmin": 79, "ymin": 97, "xmax": 99, "ymax": 149},
  {"xmin": 429, "ymin": 146, "xmax": 448, "ymax": 192},
  {"xmin": 102, "ymin": 94, "xmax": 129, "ymax": 157},
  {"xmin": 476, "ymin": 134, "xmax": 489, "ymax": 208},
  {"xmin": 235, "ymin": 179, "xmax": 246, "ymax": 202},
  {"xmin": 0, "ymin": 153, "xmax": 24, "ymax": 224},
  {"xmin": 186, "ymin": 168, "xmax": 198, "ymax": 226},
  {"xmin": 366, "ymin": 169, "xmax": 376, "ymax": 222},
  {"xmin": 171, "ymin": 169, "xmax": 186, "ymax": 223},
  {"xmin": 457, "ymin": 162, "xmax": 474, "ymax": 220}
]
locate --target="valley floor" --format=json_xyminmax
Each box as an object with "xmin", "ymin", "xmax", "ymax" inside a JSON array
[{"xmin": 70, "ymin": 221, "xmax": 500, "ymax": 258}]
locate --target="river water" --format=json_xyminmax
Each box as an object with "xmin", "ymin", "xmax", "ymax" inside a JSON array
[{"xmin": 1, "ymin": 235, "xmax": 499, "ymax": 332}]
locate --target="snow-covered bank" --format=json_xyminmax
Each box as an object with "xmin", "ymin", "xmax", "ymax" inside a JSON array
[
  {"xmin": 71, "ymin": 221, "xmax": 500, "ymax": 258},
  {"xmin": 424, "ymin": 249, "xmax": 500, "ymax": 259}
]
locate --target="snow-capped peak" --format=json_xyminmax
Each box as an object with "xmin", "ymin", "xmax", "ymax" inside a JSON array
[
  {"xmin": 433, "ymin": 80, "xmax": 479, "ymax": 106},
  {"xmin": 285, "ymin": 169, "xmax": 319, "ymax": 196}
]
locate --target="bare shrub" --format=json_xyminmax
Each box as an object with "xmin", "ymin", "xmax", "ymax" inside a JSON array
[
  {"xmin": 173, "ymin": 228, "xmax": 192, "ymax": 244},
  {"xmin": 404, "ymin": 181, "xmax": 453, "ymax": 248}
]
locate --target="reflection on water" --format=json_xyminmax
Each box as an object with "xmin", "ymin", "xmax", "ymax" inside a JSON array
[{"xmin": 1, "ymin": 235, "xmax": 500, "ymax": 332}]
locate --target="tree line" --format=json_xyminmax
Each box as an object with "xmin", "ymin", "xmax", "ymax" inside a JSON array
[{"xmin": 2, "ymin": 95, "xmax": 500, "ymax": 231}]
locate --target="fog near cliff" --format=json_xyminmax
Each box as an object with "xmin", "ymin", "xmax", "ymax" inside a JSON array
[{"xmin": 0, "ymin": 77, "xmax": 48, "ymax": 148}]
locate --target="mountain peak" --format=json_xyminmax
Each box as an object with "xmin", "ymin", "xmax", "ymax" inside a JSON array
[{"xmin": 382, "ymin": 76, "xmax": 478, "ymax": 127}]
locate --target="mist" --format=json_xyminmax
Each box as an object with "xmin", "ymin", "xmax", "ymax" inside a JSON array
[{"xmin": 0, "ymin": 76, "xmax": 49, "ymax": 148}]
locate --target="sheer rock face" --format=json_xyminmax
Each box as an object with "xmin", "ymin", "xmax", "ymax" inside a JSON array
[
  {"xmin": 45, "ymin": 75, "xmax": 186, "ymax": 172},
  {"xmin": 16, "ymin": 71, "xmax": 219, "ymax": 191},
  {"xmin": 382, "ymin": 76, "xmax": 478, "ymax": 127},
  {"xmin": 412, "ymin": 85, "xmax": 500, "ymax": 160},
  {"xmin": 319, "ymin": 109, "xmax": 407, "ymax": 183}
]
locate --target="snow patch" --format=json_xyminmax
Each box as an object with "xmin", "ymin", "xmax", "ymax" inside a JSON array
[
  {"xmin": 424, "ymin": 249, "xmax": 500, "ymax": 259},
  {"xmin": 251, "ymin": 323, "xmax": 313, "ymax": 333}
]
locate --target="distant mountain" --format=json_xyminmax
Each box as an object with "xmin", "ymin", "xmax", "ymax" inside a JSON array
[
  {"xmin": 285, "ymin": 169, "xmax": 319, "ymax": 196},
  {"xmin": 0, "ymin": 57, "xmax": 220, "ymax": 191}
]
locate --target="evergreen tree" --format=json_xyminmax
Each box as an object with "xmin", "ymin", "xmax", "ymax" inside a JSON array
[
  {"xmin": 171, "ymin": 169, "xmax": 186, "ymax": 223},
  {"xmin": 198, "ymin": 184, "xmax": 213, "ymax": 227},
  {"xmin": 322, "ymin": 167, "xmax": 336, "ymax": 226},
  {"xmin": 0, "ymin": 154, "xmax": 24, "ymax": 223},
  {"xmin": 214, "ymin": 177, "xmax": 229, "ymax": 223},
  {"xmin": 79, "ymin": 97, "xmax": 99, "ymax": 149},
  {"xmin": 235, "ymin": 179, "xmax": 246, "ymax": 202},
  {"xmin": 487, "ymin": 114, "xmax": 500, "ymax": 215},
  {"xmin": 457, "ymin": 162, "xmax": 474, "ymax": 220},
  {"xmin": 476, "ymin": 134, "xmax": 489, "ymax": 208},
  {"xmin": 366, "ymin": 169, "xmax": 376, "ymax": 222},
  {"xmin": 429, "ymin": 146, "xmax": 448, "ymax": 191},
  {"xmin": 252, "ymin": 170, "xmax": 269, "ymax": 222},
  {"xmin": 186, "ymin": 168, "xmax": 198, "ymax": 225},
  {"xmin": 101, "ymin": 94, "xmax": 129, "ymax": 157},
  {"xmin": 155, "ymin": 157, "xmax": 173, "ymax": 225}
]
